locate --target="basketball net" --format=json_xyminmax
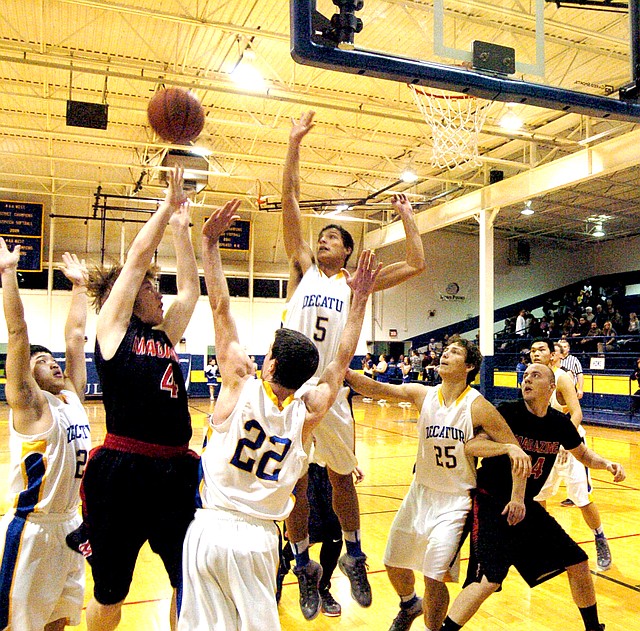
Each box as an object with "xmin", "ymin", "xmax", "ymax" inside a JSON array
[{"xmin": 408, "ymin": 85, "xmax": 490, "ymax": 169}]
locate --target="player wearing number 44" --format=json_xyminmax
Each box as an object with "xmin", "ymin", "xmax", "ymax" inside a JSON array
[
  {"xmin": 177, "ymin": 201, "xmax": 381, "ymax": 631},
  {"xmin": 0, "ymin": 243, "xmax": 91, "ymax": 631},
  {"xmin": 79, "ymin": 167, "xmax": 201, "ymax": 631}
]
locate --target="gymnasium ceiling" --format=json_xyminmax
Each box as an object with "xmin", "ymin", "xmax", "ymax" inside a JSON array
[{"xmin": 1, "ymin": 0, "xmax": 640, "ymax": 273}]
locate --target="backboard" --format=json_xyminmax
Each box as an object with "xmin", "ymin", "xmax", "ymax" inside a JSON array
[{"xmin": 291, "ymin": 0, "xmax": 640, "ymax": 121}]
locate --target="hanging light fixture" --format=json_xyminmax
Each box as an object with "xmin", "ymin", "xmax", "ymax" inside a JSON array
[
  {"xmin": 499, "ymin": 103, "xmax": 524, "ymax": 131},
  {"xmin": 520, "ymin": 200, "xmax": 534, "ymax": 215},
  {"xmin": 592, "ymin": 222, "xmax": 605, "ymax": 237},
  {"xmin": 230, "ymin": 46, "xmax": 267, "ymax": 93},
  {"xmin": 400, "ymin": 168, "xmax": 418, "ymax": 183}
]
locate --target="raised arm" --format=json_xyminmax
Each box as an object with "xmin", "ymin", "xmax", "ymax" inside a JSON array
[
  {"xmin": 0, "ymin": 239, "xmax": 47, "ymax": 434},
  {"xmin": 60, "ymin": 252, "xmax": 89, "ymax": 400},
  {"xmin": 282, "ymin": 111, "xmax": 315, "ymax": 292},
  {"xmin": 555, "ymin": 370, "xmax": 582, "ymax": 428},
  {"xmin": 97, "ymin": 168, "xmax": 187, "ymax": 358},
  {"xmin": 302, "ymin": 250, "xmax": 381, "ymax": 430},
  {"xmin": 201, "ymin": 200, "xmax": 254, "ymax": 391},
  {"xmin": 159, "ymin": 194, "xmax": 199, "ymax": 345},
  {"xmin": 372, "ymin": 193, "xmax": 426, "ymax": 292}
]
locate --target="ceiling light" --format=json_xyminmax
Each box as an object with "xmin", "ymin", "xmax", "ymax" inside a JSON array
[
  {"xmin": 190, "ymin": 146, "xmax": 211, "ymax": 157},
  {"xmin": 592, "ymin": 222, "xmax": 605, "ymax": 237},
  {"xmin": 335, "ymin": 203, "xmax": 350, "ymax": 212},
  {"xmin": 520, "ymin": 200, "xmax": 534, "ymax": 215},
  {"xmin": 400, "ymin": 169, "xmax": 418, "ymax": 183},
  {"xmin": 499, "ymin": 103, "xmax": 523, "ymax": 131},
  {"xmin": 230, "ymin": 49, "xmax": 266, "ymax": 93}
]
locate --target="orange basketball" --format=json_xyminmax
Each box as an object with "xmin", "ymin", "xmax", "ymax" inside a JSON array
[{"xmin": 147, "ymin": 88, "xmax": 205, "ymax": 144}]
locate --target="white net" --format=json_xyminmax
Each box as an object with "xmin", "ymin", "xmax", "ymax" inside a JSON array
[{"xmin": 408, "ymin": 85, "xmax": 490, "ymax": 169}]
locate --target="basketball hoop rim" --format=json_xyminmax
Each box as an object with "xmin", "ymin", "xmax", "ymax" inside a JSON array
[{"xmin": 407, "ymin": 84, "xmax": 477, "ymax": 100}]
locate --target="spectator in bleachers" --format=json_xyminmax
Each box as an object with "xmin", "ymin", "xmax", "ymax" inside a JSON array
[
  {"xmin": 515, "ymin": 308, "xmax": 527, "ymax": 338},
  {"xmin": 579, "ymin": 321, "xmax": 602, "ymax": 355},
  {"xmin": 547, "ymin": 319, "xmax": 559, "ymax": 340},
  {"xmin": 373, "ymin": 354, "xmax": 390, "ymax": 382},
  {"xmin": 400, "ymin": 356, "xmax": 412, "ymax": 383},
  {"xmin": 424, "ymin": 350, "xmax": 440, "ymax": 385},
  {"xmin": 573, "ymin": 316, "xmax": 590, "ymax": 339},
  {"xmin": 594, "ymin": 303, "xmax": 607, "ymax": 329},
  {"xmin": 409, "ymin": 349, "xmax": 422, "ymax": 381},
  {"xmin": 515, "ymin": 354, "xmax": 528, "ymax": 396},
  {"xmin": 583, "ymin": 306, "xmax": 595, "ymax": 323},
  {"xmin": 627, "ymin": 312, "xmax": 639, "ymax": 337},
  {"xmin": 597, "ymin": 321, "xmax": 617, "ymax": 354},
  {"xmin": 538, "ymin": 315, "xmax": 549, "ymax": 336},
  {"xmin": 387, "ymin": 357, "xmax": 398, "ymax": 382},
  {"xmin": 362, "ymin": 352, "xmax": 374, "ymax": 379},
  {"xmin": 611, "ymin": 308, "xmax": 624, "ymax": 331},
  {"xmin": 562, "ymin": 316, "xmax": 577, "ymax": 338}
]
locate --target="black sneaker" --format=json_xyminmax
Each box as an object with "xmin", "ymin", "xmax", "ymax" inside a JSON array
[
  {"xmin": 320, "ymin": 588, "xmax": 342, "ymax": 617},
  {"xmin": 293, "ymin": 560, "xmax": 323, "ymax": 620},
  {"xmin": 65, "ymin": 522, "xmax": 93, "ymax": 565},
  {"xmin": 389, "ymin": 597, "xmax": 423, "ymax": 631},
  {"xmin": 338, "ymin": 553, "xmax": 372, "ymax": 607},
  {"xmin": 560, "ymin": 498, "xmax": 575, "ymax": 507}
]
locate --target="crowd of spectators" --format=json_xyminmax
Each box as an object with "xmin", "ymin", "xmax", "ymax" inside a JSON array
[{"xmin": 497, "ymin": 281, "xmax": 640, "ymax": 363}]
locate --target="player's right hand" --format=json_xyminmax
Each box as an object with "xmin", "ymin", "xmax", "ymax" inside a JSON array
[{"xmin": 507, "ymin": 444, "xmax": 531, "ymax": 478}]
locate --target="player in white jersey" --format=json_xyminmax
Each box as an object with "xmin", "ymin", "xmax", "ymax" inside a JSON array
[
  {"xmin": 346, "ymin": 336, "xmax": 530, "ymax": 631},
  {"xmin": 178, "ymin": 200, "xmax": 381, "ymax": 631},
  {"xmin": 0, "ymin": 242, "xmax": 90, "ymax": 631},
  {"xmin": 529, "ymin": 338, "xmax": 613, "ymax": 572},
  {"xmin": 282, "ymin": 110, "xmax": 426, "ymax": 618}
]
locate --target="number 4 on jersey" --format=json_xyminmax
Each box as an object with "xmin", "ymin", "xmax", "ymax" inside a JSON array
[{"xmin": 160, "ymin": 364, "xmax": 179, "ymax": 398}]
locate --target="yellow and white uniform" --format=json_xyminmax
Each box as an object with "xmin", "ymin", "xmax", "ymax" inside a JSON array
[
  {"xmin": 179, "ymin": 378, "xmax": 309, "ymax": 631},
  {"xmin": 534, "ymin": 368, "xmax": 591, "ymax": 506},
  {"xmin": 282, "ymin": 265, "xmax": 356, "ymax": 474},
  {"xmin": 384, "ymin": 385, "xmax": 479, "ymax": 582},
  {"xmin": 0, "ymin": 389, "xmax": 90, "ymax": 631}
]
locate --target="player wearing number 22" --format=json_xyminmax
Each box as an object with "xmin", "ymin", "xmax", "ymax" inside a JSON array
[
  {"xmin": 178, "ymin": 201, "xmax": 381, "ymax": 630},
  {"xmin": 0, "ymin": 244, "xmax": 90, "ymax": 631},
  {"xmin": 82, "ymin": 168, "xmax": 200, "ymax": 631}
]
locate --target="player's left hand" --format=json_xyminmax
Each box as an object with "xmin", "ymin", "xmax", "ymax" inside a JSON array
[
  {"xmin": 165, "ymin": 167, "xmax": 188, "ymax": 208},
  {"xmin": 607, "ymin": 462, "xmax": 626, "ymax": 482},
  {"xmin": 352, "ymin": 466, "xmax": 365, "ymax": 485},
  {"xmin": 343, "ymin": 249, "xmax": 382, "ymax": 297},
  {"xmin": 202, "ymin": 199, "xmax": 242, "ymax": 243},
  {"xmin": 502, "ymin": 499, "xmax": 526, "ymax": 526},
  {"xmin": 60, "ymin": 252, "xmax": 88, "ymax": 287},
  {"xmin": 391, "ymin": 193, "xmax": 414, "ymax": 216}
]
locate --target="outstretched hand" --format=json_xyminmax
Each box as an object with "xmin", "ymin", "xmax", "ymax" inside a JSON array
[
  {"xmin": 164, "ymin": 167, "xmax": 188, "ymax": 208},
  {"xmin": 343, "ymin": 249, "xmax": 382, "ymax": 297},
  {"xmin": 0, "ymin": 237, "xmax": 20, "ymax": 274},
  {"xmin": 60, "ymin": 252, "xmax": 88, "ymax": 287},
  {"xmin": 391, "ymin": 193, "xmax": 414, "ymax": 216},
  {"xmin": 202, "ymin": 199, "xmax": 242, "ymax": 243},
  {"xmin": 290, "ymin": 111, "xmax": 315, "ymax": 144}
]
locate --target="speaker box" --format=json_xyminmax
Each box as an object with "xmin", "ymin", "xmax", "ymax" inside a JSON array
[
  {"xmin": 508, "ymin": 239, "xmax": 530, "ymax": 266},
  {"xmin": 489, "ymin": 170, "xmax": 504, "ymax": 184},
  {"xmin": 66, "ymin": 100, "xmax": 108, "ymax": 130}
]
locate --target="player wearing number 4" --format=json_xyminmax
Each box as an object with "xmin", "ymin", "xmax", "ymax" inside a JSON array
[
  {"xmin": 0, "ymin": 244, "xmax": 90, "ymax": 631},
  {"xmin": 283, "ymin": 110, "xmax": 426, "ymax": 619},
  {"xmin": 346, "ymin": 337, "xmax": 530, "ymax": 631},
  {"xmin": 177, "ymin": 201, "xmax": 381, "ymax": 631},
  {"xmin": 81, "ymin": 167, "xmax": 200, "ymax": 631}
]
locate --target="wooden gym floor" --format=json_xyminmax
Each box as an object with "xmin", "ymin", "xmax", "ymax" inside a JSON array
[{"xmin": 1, "ymin": 396, "xmax": 638, "ymax": 630}]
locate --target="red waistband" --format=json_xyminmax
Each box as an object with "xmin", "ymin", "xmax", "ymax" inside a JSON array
[{"xmin": 103, "ymin": 433, "xmax": 190, "ymax": 458}]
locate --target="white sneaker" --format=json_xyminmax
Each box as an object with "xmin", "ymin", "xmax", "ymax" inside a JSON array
[{"xmin": 362, "ymin": 397, "xmax": 373, "ymax": 403}]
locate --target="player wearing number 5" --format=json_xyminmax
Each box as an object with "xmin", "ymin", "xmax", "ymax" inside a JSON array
[
  {"xmin": 0, "ymin": 244, "xmax": 90, "ymax": 631},
  {"xmin": 82, "ymin": 168, "xmax": 200, "ymax": 631},
  {"xmin": 282, "ymin": 111, "xmax": 426, "ymax": 618},
  {"xmin": 177, "ymin": 202, "xmax": 381, "ymax": 630},
  {"xmin": 345, "ymin": 336, "xmax": 530, "ymax": 631}
]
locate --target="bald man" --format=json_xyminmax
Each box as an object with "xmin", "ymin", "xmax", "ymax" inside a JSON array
[{"xmin": 440, "ymin": 362, "xmax": 625, "ymax": 631}]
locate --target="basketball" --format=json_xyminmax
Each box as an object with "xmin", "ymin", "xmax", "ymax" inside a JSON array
[{"xmin": 147, "ymin": 88, "xmax": 205, "ymax": 144}]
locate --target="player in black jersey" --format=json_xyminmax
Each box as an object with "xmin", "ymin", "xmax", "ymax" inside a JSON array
[
  {"xmin": 82, "ymin": 168, "xmax": 200, "ymax": 631},
  {"xmin": 440, "ymin": 363, "xmax": 626, "ymax": 631}
]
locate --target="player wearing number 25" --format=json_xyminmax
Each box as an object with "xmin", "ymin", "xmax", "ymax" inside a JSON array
[
  {"xmin": 82, "ymin": 167, "xmax": 200, "ymax": 631},
  {"xmin": 177, "ymin": 201, "xmax": 380, "ymax": 631},
  {"xmin": 346, "ymin": 336, "xmax": 530, "ymax": 631},
  {"xmin": 0, "ymin": 244, "xmax": 90, "ymax": 631}
]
